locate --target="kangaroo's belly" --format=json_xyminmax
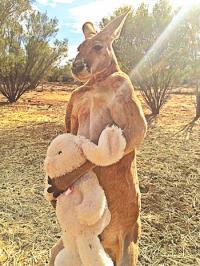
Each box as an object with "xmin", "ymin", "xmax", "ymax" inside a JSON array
[
  {"xmin": 95, "ymin": 153, "xmax": 140, "ymax": 236},
  {"xmin": 71, "ymin": 89, "xmax": 140, "ymax": 251},
  {"xmin": 72, "ymin": 89, "xmax": 114, "ymax": 143}
]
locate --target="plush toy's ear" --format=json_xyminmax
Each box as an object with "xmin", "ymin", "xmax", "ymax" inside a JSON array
[{"xmin": 99, "ymin": 11, "xmax": 130, "ymax": 41}]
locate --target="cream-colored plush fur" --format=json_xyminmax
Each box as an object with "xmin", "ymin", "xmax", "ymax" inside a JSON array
[
  {"xmin": 81, "ymin": 125, "xmax": 126, "ymax": 166},
  {"xmin": 44, "ymin": 126, "xmax": 126, "ymax": 266}
]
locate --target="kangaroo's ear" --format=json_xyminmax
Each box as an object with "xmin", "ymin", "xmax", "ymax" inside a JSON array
[
  {"xmin": 100, "ymin": 11, "xmax": 130, "ymax": 41},
  {"xmin": 82, "ymin": 22, "xmax": 97, "ymax": 39}
]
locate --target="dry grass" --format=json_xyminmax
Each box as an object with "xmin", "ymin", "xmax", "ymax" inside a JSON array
[{"xmin": 0, "ymin": 86, "xmax": 199, "ymax": 266}]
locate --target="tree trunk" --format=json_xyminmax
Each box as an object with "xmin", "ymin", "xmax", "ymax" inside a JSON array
[
  {"xmin": 196, "ymin": 82, "xmax": 200, "ymax": 118},
  {"xmin": 152, "ymin": 106, "xmax": 160, "ymax": 115},
  {"xmin": 196, "ymin": 90, "xmax": 200, "ymax": 118}
]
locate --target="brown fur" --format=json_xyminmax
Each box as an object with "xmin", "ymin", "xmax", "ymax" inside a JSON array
[{"xmin": 49, "ymin": 12, "xmax": 147, "ymax": 266}]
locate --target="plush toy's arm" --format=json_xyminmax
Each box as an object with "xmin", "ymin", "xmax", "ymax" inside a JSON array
[
  {"xmin": 76, "ymin": 173, "xmax": 106, "ymax": 225},
  {"xmin": 110, "ymin": 77, "xmax": 147, "ymax": 154},
  {"xmin": 81, "ymin": 125, "xmax": 126, "ymax": 166}
]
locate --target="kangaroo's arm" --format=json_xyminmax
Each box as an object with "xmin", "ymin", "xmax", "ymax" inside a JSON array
[
  {"xmin": 65, "ymin": 90, "xmax": 78, "ymax": 134},
  {"xmin": 65, "ymin": 95, "xmax": 73, "ymax": 133},
  {"xmin": 50, "ymin": 89, "xmax": 96, "ymax": 197},
  {"xmin": 110, "ymin": 76, "xmax": 147, "ymax": 154}
]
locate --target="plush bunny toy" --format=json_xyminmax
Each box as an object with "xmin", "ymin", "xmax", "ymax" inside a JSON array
[{"xmin": 44, "ymin": 126, "xmax": 126, "ymax": 266}]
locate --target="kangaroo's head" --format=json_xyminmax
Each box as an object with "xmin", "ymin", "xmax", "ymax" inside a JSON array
[{"xmin": 71, "ymin": 12, "xmax": 129, "ymax": 82}]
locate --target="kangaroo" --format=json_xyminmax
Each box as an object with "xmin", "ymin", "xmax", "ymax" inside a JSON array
[{"xmin": 48, "ymin": 12, "xmax": 147, "ymax": 266}]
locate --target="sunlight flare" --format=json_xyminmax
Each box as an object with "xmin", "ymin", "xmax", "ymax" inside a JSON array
[
  {"xmin": 130, "ymin": 0, "xmax": 200, "ymax": 79},
  {"xmin": 170, "ymin": 0, "xmax": 200, "ymax": 8}
]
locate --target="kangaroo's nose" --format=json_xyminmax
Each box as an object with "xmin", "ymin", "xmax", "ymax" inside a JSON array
[{"xmin": 72, "ymin": 60, "xmax": 85, "ymax": 75}]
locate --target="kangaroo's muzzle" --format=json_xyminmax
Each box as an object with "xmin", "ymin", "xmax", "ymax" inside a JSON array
[{"xmin": 72, "ymin": 59, "xmax": 90, "ymax": 75}]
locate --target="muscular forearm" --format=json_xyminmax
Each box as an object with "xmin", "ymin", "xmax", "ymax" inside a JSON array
[{"xmin": 123, "ymin": 119, "xmax": 147, "ymax": 155}]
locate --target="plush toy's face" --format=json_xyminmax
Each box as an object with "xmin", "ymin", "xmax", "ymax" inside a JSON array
[{"xmin": 44, "ymin": 134, "xmax": 86, "ymax": 178}]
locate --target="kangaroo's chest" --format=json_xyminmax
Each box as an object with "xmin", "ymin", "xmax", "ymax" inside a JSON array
[{"xmin": 72, "ymin": 90, "xmax": 114, "ymax": 143}]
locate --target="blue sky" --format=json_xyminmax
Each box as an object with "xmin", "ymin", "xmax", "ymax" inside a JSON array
[{"xmin": 33, "ymin": 0, "xmax": 187, "ymax": 60}]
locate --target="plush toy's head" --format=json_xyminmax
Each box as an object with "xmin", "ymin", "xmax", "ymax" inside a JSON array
[{"xmin": 44, "ymin": 134, "xmax": 86, "ymax": 178}]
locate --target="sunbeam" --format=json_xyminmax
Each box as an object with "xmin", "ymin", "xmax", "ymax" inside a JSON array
[{"xmin": 130, "ymin": 0, "xmax": 200, "ymax": 79}]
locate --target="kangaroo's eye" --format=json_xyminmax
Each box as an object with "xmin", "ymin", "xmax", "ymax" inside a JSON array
[
  {"xmin": 58, "ymin": 151, "xmax": 62, "ymax": 155},
  {"xmin": 93, "ymin": 44, "xmax": 103, "ymax": 51}
]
